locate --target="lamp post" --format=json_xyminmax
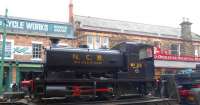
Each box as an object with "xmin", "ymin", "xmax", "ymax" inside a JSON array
[{"xmin": 0, "ymin": 8, "xmax": 8, "ymax": 94}]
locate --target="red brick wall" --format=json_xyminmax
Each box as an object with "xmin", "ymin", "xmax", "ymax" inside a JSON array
[{"xmin": 5, "ymin": 34, "xmax": 76, "ymax": 62}]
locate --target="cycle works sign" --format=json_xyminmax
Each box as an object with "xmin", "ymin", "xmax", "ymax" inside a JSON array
[
  {"xmin": 0, "ymin": 16, "xmax": 74, "ymax": 38},
  {"xmin": 14, "ymin": 46, "xmax": 32, "ymax": 55}
]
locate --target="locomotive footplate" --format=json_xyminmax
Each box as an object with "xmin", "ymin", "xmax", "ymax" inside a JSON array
[{"xmin": 45, "ymin": 78, "xmax": 154, "ymax": 83}]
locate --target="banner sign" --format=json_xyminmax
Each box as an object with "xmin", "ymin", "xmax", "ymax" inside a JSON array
[
  {"xmin": 154, "ymin": 47, "xmax": 200, "ymax": 62},
  {"xmin": 14, "ymin": 46, "xmax": 32, "ymax": 55},
  {"xmin": 0, "ymin": 16, "xmax": 74, "ymax": 38}
]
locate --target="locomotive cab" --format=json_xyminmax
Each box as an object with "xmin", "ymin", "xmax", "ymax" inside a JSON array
[{"xmin": 111, "ymin": 42, "xmax": 154, "ymax": 80}]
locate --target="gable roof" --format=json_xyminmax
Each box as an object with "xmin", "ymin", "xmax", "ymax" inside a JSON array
[{"xmin": 75, "ymin": 15, "xmax": 200, "ymax": 41}]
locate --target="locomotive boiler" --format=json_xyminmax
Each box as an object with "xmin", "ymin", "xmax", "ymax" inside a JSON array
[{"xmin": 21, "ymin": 41, "xmax": 156, "ymax": 101}]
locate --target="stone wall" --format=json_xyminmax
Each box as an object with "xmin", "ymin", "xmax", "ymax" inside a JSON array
[{"xmin": 77, "ymin": 30, "xmax": 198, "ymax": 56}]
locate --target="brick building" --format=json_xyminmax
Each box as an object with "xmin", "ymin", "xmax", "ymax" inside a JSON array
[
  {"xmin": 74, "ymin": 15, "xmax": 200, "ymax": 78},
  {"xmin": 0, "ymin": 1, "xmax": 200, "ymax": 92},
  {"xmin": 0, "ymin": 16, "xmax": 76, "ymax": 91}
]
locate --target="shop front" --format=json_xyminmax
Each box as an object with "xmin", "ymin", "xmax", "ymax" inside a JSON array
[
  {"xmin": 18, "ymin": 63, "xmax": 43, "ymax": 82},
  {"xmin": 1, "ymin": 61, "xmax": 42, "ymax": 92},
  {"xmin": 154, "ymin": 53, "xmax": 200, "ymax": 79}
]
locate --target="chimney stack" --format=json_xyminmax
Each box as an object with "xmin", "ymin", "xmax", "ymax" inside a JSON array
[
  {"xmin": 179, "ymin": 18, "xmax": 194, "ymax": 56},
  {"xmin": 69, "ymin": 0, "xmax": 74, "ymax": 24},
  {"xmin": 180, "ymin": 17, "xmax": 192, "ymax": 40}
]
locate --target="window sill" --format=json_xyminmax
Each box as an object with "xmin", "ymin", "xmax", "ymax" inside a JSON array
[{"xmin": 31, "ymin": 58, "xmax": 42, "ymax": 61}]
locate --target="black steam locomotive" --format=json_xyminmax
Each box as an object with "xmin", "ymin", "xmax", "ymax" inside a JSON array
[{"xmin": 21, "ymin": 42, "xmax": 155, "ymax": 101}]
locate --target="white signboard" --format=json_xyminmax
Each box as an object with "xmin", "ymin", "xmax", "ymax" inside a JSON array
[{"xmin": 14, "ymin": 46, "xmax": 32, "ymax": 55}]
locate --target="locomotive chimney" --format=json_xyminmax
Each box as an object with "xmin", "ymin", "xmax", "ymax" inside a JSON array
[{"xmin": 50, "ymin": 38, "xmax": 60, "ymax": 48}]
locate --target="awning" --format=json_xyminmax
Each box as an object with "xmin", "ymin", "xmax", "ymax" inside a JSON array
[
  {"xmin": 155, "ymin": 60, "xmax": 200, "ymax": 69},
  {"xmin": 18, "ymin": 64, "xmax": 42, "ymax": 68}
]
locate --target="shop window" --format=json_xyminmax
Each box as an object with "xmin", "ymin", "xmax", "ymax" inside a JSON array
[
  {"xmin": 163, "ymin": 69, "xmax": 176, "ymax": 74},
  {"xmin": 0, "ymin": 40, "xmax": 14, "ymax": 59},
  {"xmin": 170, "ymin": 44, "xmax": 180, "ymax": 55},
  {"xmin": 32, "ymin": 42, "xmax": 42, "ymax": 60}
]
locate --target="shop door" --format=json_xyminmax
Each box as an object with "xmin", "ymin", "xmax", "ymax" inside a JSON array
[{"xmin": 3, "ymin": 67, "xmax": 9, "ymax": 91}]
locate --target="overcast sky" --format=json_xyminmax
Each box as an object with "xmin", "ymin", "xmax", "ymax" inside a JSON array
[{"xmin": 0, "ymin": 0, "xmax": 200, "ymax": 34}]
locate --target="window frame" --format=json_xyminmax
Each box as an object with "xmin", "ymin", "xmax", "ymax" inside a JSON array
[
  {"xmin": 31, "ymin": 41, "xmax": 43, "ymax": 61},
  {"xmin": 154, "ymin": 41, "xmax": 161, "ymax": 48},
  {"xmin": 194, "ymin": 45, "xmax": 200, "ymax": 57},
  {"xmin": 170, "ymin": 44, "xmax": 180, "ymax": 56},
  {"xmin": 87, "ymin": 35, "xmax": 109, "ymax": 49},
  {"xmin": 0, "ymin": 39, "xmax": 14, "ymax": 59},
  {"xmin": 87, "ymin": 35, "xmax": 94, "ymax": 49},
  {"xmin": 94, "ymin": 35, "xmax": 100, "ymax": 49},
  {"xmin": 101, "ymin": 36, "xmax": 109, "ymax": 48}
]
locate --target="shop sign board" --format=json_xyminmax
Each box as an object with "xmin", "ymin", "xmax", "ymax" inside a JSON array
[
  {"xmin": 154, "ymin": 47, "xmax": 200, "ymax": 62},
  {"xmin": 154, "ymin": 54, "xmax": 200, "ymax": 62},
  {"xmin": 14, "ymin": 46, "xmax": 32, "ymax": 55},
  {"xmin": 0, "ymin": 16, "xmax": 74, "ymax": 38},
  {"xmin": 0, "ymin": 42, "xmax": 33, "ymax": 58}
]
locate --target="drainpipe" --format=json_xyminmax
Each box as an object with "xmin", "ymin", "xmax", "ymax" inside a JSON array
[{"xmin": 0, "ymin": 8, "xmax": 8, "ymax": 94}]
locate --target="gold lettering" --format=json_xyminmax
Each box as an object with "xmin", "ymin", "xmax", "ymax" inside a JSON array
[
  {"xmin": 96, "ymin": 55, "xmax": 103, "ymax": 62},
  {"xmin": 130, "ymin": 63, "xmax": 134, "ymax": 67},
  {"xmin": 129, "ymin": 63, "xmax": 142, "ymax": 69},
  {"xmin": 72, "ymin": 54, "xmax": 80, "ymax": 61},
  {"xmin": 86, "ymin": 55, "xmax": 92, "ymax": 61},
  {"xmin": 139, "ymin": 64, "xmax": 142, "ymax": 68}
]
